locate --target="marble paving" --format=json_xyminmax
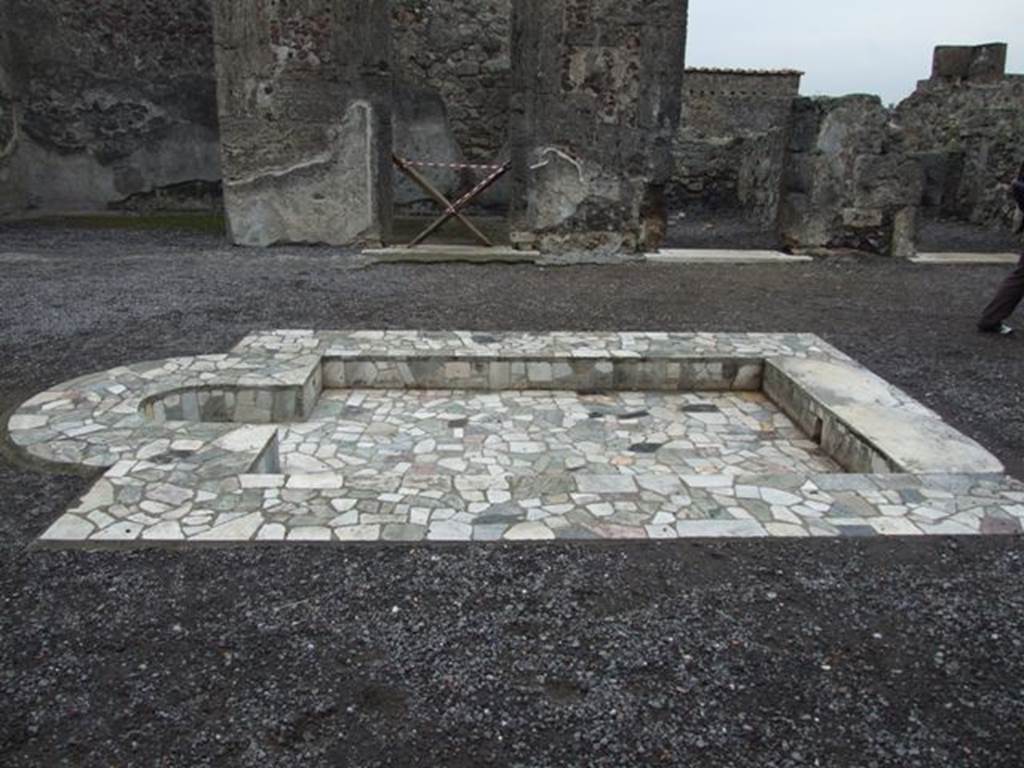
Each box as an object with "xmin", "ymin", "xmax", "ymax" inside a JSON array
[
  {"xmin": 283, "ymin": 389, "xmax": 840, "ymax": 479},
  {"xmin": 6, "ymin": 331, "xmax": 1022, "ymax": 546}
]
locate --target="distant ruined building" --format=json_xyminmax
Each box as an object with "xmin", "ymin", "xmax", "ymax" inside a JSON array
[
  {"xmin": 673, "ymin": 43, "xmax": 1024, "ymax": 255},
  {"xmin": 1, "ymin": 1, "xmax": 1022, "ymax": 256}
]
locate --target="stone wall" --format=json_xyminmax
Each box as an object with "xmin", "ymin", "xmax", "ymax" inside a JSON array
[
  {"xmin": 779, "ymin": 46, "xmax": 1023, "ymax": 255},
  {"xmin": 392, "ymin": 0, "xmax": 510, "ymax": 163},
  {"xmin": 390, "ymin": 0, "xmax": 512, "ymax": 211},
  {"xmin": 896, "ymin": 74, "xmax": 1024, "ymax": 230},
  {"xmin": 0, "ymin": 3, "xmax": 21, "ymax": 216},
  {"xmin": 509, "ymin": 0, "xmax": 688, "ymax": 255},
  {"xmin": 781, "ymin": 95, "xmax": 922, "ymax": 257},
  {"xmin": 932, "ymin": 43, "xmax": 1007, "ymax": 83},
  {"xmin": 212, "ymin": 0, "xmax": 393, "ymax": 247},
  {"xmin": 672, "ymin": 69, "xmax": 801, "ymax": 229},
  {"xmin": 4, "ymin": 3, "xmax": 1020, "ymax": 260},
  {"xmin": 0, "ymin": 0, "xmax": 509, "ymax": 216},
  {"xmin": 3, "ymin": 0, "xmax": 221, "ymax": 213}
]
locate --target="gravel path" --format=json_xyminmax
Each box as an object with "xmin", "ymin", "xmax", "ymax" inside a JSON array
[
  {"xmin": 917, "ymin": 219, "xmax": 1022, "ymax": 254},
  {"xmin": 665, "ymin": 213, "xmax": 1023, "ymax": 255},
  {"xmin": 2, "ymin": 222, "xmax": 1023, "ymax": 767}
]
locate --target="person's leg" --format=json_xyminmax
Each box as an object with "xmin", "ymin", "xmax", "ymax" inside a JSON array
[{"xmin": 979, "ymin": 254, "xmax": 1024, "ymax": 331}]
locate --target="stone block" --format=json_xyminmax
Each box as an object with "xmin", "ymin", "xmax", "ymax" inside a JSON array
[
  {"xmin": 852, "ymin": 154, "xmax": 923, "ymax": 209},
  {"xmin": 765, "ymin": 357, "xmax": 1004, "ymax": 475},
  {"xmin": 932, "ymin": 43, "xmax": 1007, "ymax": 82},
  {"xmin": 890, "ymin": 207, "xmax": 918, "ymax": 259},
  {"xmin": 841, "ymin": 208, "xmax": 884, "ymax": 229}
]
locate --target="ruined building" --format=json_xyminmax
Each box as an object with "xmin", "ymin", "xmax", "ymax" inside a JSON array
[
  {"xmin": 675, "ymin": 43, "xmax": 1024, "ymax": 255},
  {"xmin": 1, "ymin": 1, "xmax": 1022, "ymax": 257}
]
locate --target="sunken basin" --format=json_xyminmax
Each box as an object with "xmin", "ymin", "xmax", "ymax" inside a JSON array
[{"xmin": 7, "ymin": 331, "xmax": 1020, "ymax": 546}]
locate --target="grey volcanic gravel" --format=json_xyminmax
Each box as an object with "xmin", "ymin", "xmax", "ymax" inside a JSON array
[{"xmin": 1, "ymin": 222, "xmax": 1024, "ymax": 767}]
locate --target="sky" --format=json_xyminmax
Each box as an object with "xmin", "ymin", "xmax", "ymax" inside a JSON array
[{"xmin": 687, "ymin": 0, "xmax": 1024, "ymax": 105}]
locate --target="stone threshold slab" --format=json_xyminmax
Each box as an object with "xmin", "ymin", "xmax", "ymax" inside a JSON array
[
  {"xmin": 363, "ymin": 244, "xmax": 541, "ymax": 264},
  {"xmin": 910, "ymin": 252, "xmax": 1019, "ymax": 264},
  {"xmin": 648, "ymin": 249, "xmax": 813, "ymax": 264}
]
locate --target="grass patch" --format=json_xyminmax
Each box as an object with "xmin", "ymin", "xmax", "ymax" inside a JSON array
[
  {"xmin": 38, "ymin": 213, "xmax": 226, "ymax": 236},
  {"xmin": 390, "ymin": 215, "xmax": 509, "ymax": 246}
]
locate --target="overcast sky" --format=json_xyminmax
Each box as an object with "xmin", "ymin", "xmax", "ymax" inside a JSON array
[{"xmin": 687, "ymin": 0, "xmax": 1024, "ymax": 105}]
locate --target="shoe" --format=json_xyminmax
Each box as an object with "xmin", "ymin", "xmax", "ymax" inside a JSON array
[{"xmin": 980, "ymin": 323, "xmax": 1015, "ymax": 335}]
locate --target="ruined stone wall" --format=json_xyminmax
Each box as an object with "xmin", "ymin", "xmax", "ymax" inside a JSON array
[
  {"xmin": 510, "ymin": 0, "xmax": 688, "ymax": 254},
  {"xmin": 7, "ymin": 3, "xmax": 1016, "ymax": 260},
  {"xmin": 0, "ymin": 3, "xmax": 22, "ymax": 216},
  {"xmin": 779, "ymin": 46, "xmax": 1022, "ymax": 256},
  {"xmin": 389, "ymin": 0, "xmax": 512, "ymax": 210},
  {"xmin": 781, "ymin": 95, "xmax": 922, "ymax": 256},
  {"xmin": 896, "ymin": 76, "xmax": 1024, "ymax": 229},
  {"xmin": 931, "ymin": 43, "xmax": 1008, "ymax": 83},
  {"xmin": 392, "ymin": 0, "xmax": 510, "ymax": 163},
  {"xmin": 4, "ymin": 0, "xmax": 221, "ymax": 213},
  {"xmin": 213, "ymin": 0, "xmax": 393, "ymax": 247},
  {"xmin": 672, "ymin": 69, "xmax": 801, "ymax": 229}
]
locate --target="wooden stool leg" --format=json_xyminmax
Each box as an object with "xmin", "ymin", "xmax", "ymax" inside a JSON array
[{"xmin": 393, "ymin": 155, "xmax": 493, "ymax": 247}]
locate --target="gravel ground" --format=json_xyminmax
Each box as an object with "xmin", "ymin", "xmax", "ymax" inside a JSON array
[
  {"xmin": 917, "ymin": 219, "xmax": 1022, "ymax": 254},
  {"xmin": 2, "ymin": 222, "xmax": 1024, "ymax": 767},
  {"xmin": 665, "ymin": 213, "xmax": 1023, "ymax": 255}
]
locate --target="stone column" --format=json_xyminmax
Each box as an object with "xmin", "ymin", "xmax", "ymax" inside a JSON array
[
  {"xmin": 0, "ymin": 3, "xmax": 21, "ymax": 216},
  {"xmin": 509, "ymin": 0, "xmax": 688, "ymax": 255},
  {"xmin": 213, "ymin": 0, "xmax": 393, "ymax": 247}
]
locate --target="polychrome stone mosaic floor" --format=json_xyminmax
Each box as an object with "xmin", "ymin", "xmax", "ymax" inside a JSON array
[
  {"xmin": 7, "ymin": 330, "xmax": 1023, "ymax": 546},
  {"xmin": 282, "ymin": 389, "xmax": 840, "ymax": 478}
]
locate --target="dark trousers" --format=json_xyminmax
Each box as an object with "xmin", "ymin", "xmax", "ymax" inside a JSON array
[{"xmin": 979, "ymin": 254, "xmax": 1024, "ymax": 330}]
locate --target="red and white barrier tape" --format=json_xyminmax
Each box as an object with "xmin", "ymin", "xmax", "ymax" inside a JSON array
[
  {"xmin": 398, "ymin": 157, "xmax": 505, "ymax": 172},
  {"xmin": 446, "ymin": 163, "xmax": 511, "ymax": 213}
]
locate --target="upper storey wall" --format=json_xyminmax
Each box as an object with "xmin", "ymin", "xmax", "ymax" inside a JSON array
[{"xmin": 391, "ymin": 0, "xmax": 511, "ymax": 164}]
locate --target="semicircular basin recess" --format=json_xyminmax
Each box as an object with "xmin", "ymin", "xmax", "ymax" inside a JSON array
[{"xmin": 6, "ymin": 330, "xmax": 1020, "ymax": 547}]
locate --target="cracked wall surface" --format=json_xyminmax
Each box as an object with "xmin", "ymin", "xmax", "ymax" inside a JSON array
[
  {"xmin": 509, "ymin": 0, "xmax": 688, "ymax": 254},
  {"xmin": 212, "ymin": 0, "xmax": 393, "ymax": 247},
  {"xmin": 3, "ymin": 0, "xmax": 222, "ymax": 214}
]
